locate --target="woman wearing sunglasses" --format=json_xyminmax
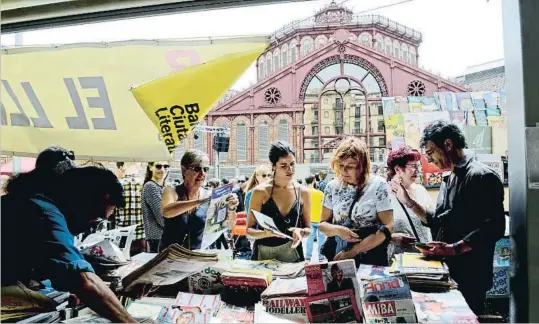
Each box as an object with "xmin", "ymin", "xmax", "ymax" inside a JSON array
[
  {"xmin": 142, "ymin": 161, "xmax": 170, "ymax": 252},
  {"xmin": 244, "ymin": 165, "xmax": 272, "ymax": 215},
  {"xmin": 247, "ymin": 141, "xmax": 311, "ymax": 262},
  {"xmin": 160, "ymin": 149, "xmax": 239, "ymax": 251}
]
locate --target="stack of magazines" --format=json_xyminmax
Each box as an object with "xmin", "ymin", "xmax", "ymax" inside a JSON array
[
  {"xmin": 220, "ymin": 269, "xmax": 272, "ymax": 307},
  {"xmin": 254, "ymin": 303, "xmax": 302, "ymax": 323},
  {"xmin": 210, "ymin": 304, "xmax": 254, "ymax": 323},
  {"xmin": 260, "ymin": 277, "xmax": 309, "ymax": 322},
  {"xmin": 392, "ymin": 253, "xmax": 453, "ymax": 292},
  {"xmin": 412, "ymin": 290, "xmax": 478, "ymax": 323},
  {"xmin": 120, "ymin": 244, "xmax": 219, "ymax": 290}
]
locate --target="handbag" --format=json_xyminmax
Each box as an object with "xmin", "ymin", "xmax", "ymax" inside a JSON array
[{"xmin": 320, "ymin": 187, "xmax": 363, "ymax": 261}]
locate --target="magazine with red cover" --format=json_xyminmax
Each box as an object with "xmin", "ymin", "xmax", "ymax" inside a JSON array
[
  {"xmin": 420, "ymin": 155, "xmax": 449, "ymax": 186},
  {"xmin": 305, "ymin": 289, "xmax": 361, "ymax": 323}
]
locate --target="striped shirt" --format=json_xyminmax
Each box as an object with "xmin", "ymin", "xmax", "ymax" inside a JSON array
[
  {"xmin": 142, "ymin": 181, "xmax": 166, "ymax": 240},
  {"xmin": 114, "ymin": 176, "xmax": 145, "ymax": 240}
]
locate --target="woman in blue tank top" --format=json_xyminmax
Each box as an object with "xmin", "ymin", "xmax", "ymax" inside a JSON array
[
  {"xmin": 247, "ymin": 141, "xmax": 312, "ymax": 262},
  {"xmin": 160, "ymin": 149, "xmax": 239, "ymax": 251}
]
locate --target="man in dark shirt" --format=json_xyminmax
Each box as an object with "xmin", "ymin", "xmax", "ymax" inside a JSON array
[
  {"xmin": 2, "ymin": 166, "xmax": 135, "ymax": 322},
  {"xmin": 391, "ymin": 120, "xmax": 505, "ymax": 315}
]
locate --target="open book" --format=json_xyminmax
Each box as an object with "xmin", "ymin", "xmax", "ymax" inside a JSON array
[
  {"xmin": 201, "ymin": 183, "xmax": 233, "ymax": 250},
  {"xmin": 120, "ymin": 244, "xmax": 218, "ymax": 290},
  {"xmin": 251, "ymin": 210, "xmax": 293, "ymax": 240}
]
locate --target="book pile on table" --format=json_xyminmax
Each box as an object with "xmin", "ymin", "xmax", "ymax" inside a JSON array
[
  {"xmin": 412, "ymin": 290, "xmax": 478, "ymax": 323},
  {"xmin": 393, "ymin": 253, "xmax": 454, "ymax": 292},
  {"xmin": 220, "ymin": 269, "xmax": 272, "ymax": 307},
  {"xmin": 119, "ymin": 244, "xmax": 219, "ymax": 291},
  {"xmin": 259, "ymin": 276, "xmax": 309, "ymax": 322},
  {"xmin": 304, "ymin": 260, "xmax": 362, "ymax": 323}
]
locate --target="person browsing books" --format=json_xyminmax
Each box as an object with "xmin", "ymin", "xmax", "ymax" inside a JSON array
[
  {"xmin": 386, "ymin": 146, "xmax": 432, "ymax": 259},
  {"xmin": 160, "ymin": 149, "xmax": 239, "ymax": 251},
  {"xmin": 393, "ymin": 121, "xmax": 505, "ymax": 315},
  {"xmin": 2, "ymin": 164, "xmax": 135, "ymax": 323},
  {"xmin": 247, "ymin": 141, "xmax": 312, "ymax": 262},
  {"xmin": 319, "ymin": 137, "xmax": 394, "ymax": 266},
  {"xmin": 142, "ymin": 161, "xmax": 170, "ymax": 252},
  {"xmin": 326, "ymin": 263, "xmax": 355, "ymax": 293}
]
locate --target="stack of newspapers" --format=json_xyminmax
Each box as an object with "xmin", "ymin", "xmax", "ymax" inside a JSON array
[{"xmin": 392, "ymin": 253, "xmax": 453, "ymax": 292}]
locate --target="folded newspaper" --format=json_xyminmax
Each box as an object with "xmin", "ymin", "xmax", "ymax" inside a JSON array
[
  {"xmin": 201, "ymin": 184, "xmax": 233, "ymax": 250},
  {"xmin": 78, "ymin": 224, "xmax": 138, "ymax": 261},
  {"xmin": 360, "ymin": 274, "xmax": 417, "ymax": 323},
  {"xmin": 121, "ymin": 244, "xmax": 219, "ymax": 290},
  {"xmin": 251, "ymin": 210, "xmax": 293, "ymax": 240},
  {"xmin": 81, "ymin": 240, "xmax": 128, "ymax": 265},
  {"xmin": 230, "ymin": 259, "xmax": 305, "ymax": 278}
]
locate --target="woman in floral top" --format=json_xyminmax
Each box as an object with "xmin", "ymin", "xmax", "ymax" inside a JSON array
[{"xmin": 320, "ymin": 137, "xmax": 394, "ymax": 266}]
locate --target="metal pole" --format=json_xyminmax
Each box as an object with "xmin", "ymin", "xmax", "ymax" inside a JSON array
[
  {"xmin": 215, "ymin": 149, "xmax": 220, "ymax": 179},
  {"xmin": 12, "ymin": 33, "xmax": 24, "ymax": 174}
]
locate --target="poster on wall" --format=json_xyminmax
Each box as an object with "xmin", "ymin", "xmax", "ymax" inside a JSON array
[
  {"xmin": 476, "ymin": 154, "xmax": 504, "ymax": 181},
  {"xmin": 433, "ymin": 92, "xmax": 459, "ymax": 111},
  {"xmin": 419, "ymin": 97, "xmax": 438, "ymax": 112},
  {"xmin": 407, "ymin": 97, "xmax": 423, "ymax": 113},
  {"xmin": 395, "ymin": 97, "xmax": 409, "ymax": 114},
  {"xmin": 464, "ymin": 126, "xmax": 492, "ymax": 154},
  {"xmin": 420, "ymin": 155, "xmax": 449, "ymax": 186},
  {"xmin": 483, "ymin": 91, "xmax": 499, "ymax": 109},
  {"xmin": 384, "ymin": 114, "xmax": 404, "ymax": 147},
  {"xmin": 456, "ymin": 92, "xmax": 474, "ymax": 111},
  {"xmin": 403, "ymin": 113, "xmax": 422, "ymax": 150},
  {"xmin": 382, "ymin": 97, "xmax": 396, "ymax": 115},
  {"xmin": 471, "ymin": 92, "xmax": 487, "ymax": 109},
  {"xmin": 449, "ymin": 111, "xmax": 466, "ymax": 129}
]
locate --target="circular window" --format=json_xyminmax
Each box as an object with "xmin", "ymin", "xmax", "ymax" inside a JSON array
[
  {"xmin": 407, "ymin": 80, "xmax": 426, "ymax": 96},
  {"xmin": 264, "ymin": 87, "xmax": 282, "ymax": 105}
]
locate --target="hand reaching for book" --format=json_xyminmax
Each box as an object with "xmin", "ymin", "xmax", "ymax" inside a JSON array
[{"xmin": 392, "ymin": 233, "xmax": 417, "ymax": 248}]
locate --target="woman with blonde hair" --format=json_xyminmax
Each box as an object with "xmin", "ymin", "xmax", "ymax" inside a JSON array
[
  {"xmin": 319, "ymin": 137, "xmax": 393, "ymax": 266},
  {"xmin": 244, "ymin": 165, "xmax": 272, "ymax": 214},
  {"xmin": 160, "ymin": 149, "xmax": 238, "ymax": 251}
]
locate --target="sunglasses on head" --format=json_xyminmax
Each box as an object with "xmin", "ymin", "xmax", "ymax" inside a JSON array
[
  {"xmin": 64, "ymin": 150, "xmax": 75, "ymax": 160},
  {"xmin": 238, "ymin": 179, "xmax": 246, "ymax": 183},
  {"xmin": 260, "ymin": 174, "xmax": 271, "ymax": 178},
  {"xmin": 189, "ymin": 166, "xmax": 210, "ymax": 173},
  {"xmin": 154, "ymin": 164, "xmax": 170, "ymax": 170}
]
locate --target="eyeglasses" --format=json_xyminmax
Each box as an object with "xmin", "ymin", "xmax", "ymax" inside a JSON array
[
  {"xmin": 154, "ymin": 164, "xmax": 170, "ymax": 170},
  {"xmin": 260, "ymin": 174, "xmax": 271, "ymax": 178},
  {"xmin": 237, "ymin": 180, "xmax": 246, "ymax": 183},
  {"xmin": 189, "ymin": 166, "xmax": 210, "ymax": 173},
  {"xmin": 405, "ymin": 164, "xmax": 421, "ymax": 170}
]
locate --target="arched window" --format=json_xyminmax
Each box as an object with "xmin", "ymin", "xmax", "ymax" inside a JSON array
[
  {"xmin": 375, "ymin": 35, "xmax": 383, "ymax": 52},
  {"xmin": 401, "ymin": 44, "xmax": 409, "ymax": 63},
  {"xmin": 281, "ymin": 44, "xmax": 288, "ymax": 67},
  {"xmin": 258, "ymin": 121, "xmax": 270, "ymax": 160},
  {"xmin": 385, "ymin": 37, "xmax": 392, "ymax": 57},
  {"xmin": 360, "ymin": 32, "xmax": 371, "ymax": 48},
  {"xmin": 348, "ymin": 33, "xmax": 357, "ymax": 43},
  {"xmin": 314, "ymin": 35, "xmax": 328, "ymax": 50},
  {"xmin": 290, "ymin": 40, "xmax": 298, "ymax": 63},
  {"xmin": 301, "ymin": 37, "xmax": 313, "ymax": 57},
  {"xmin": 273, "ymin": 49, "xmax": 280, "ymax": 72},
  {"xmin": 266, "ymin": 53, "xmax": 272, "ymax": 76},
  {"xmin": 277, "ymin": 119, "xmax": 289, "ymax": 142},
  {"xmin": 393, "ymin": 40, "xmax": 400, "ymax": 60},
  {"xmin": 409, "ymin": 48, "xmax": 416, "ymax": 65},
  {"xmin": 236, "ymin": 122, "xmax": 247, "ymax": 161},
  {"xmin": 258, "ymin": 58, "xmax": 265, "ymax": 80}
]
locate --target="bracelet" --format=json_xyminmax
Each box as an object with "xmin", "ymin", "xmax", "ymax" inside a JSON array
[{"xmin": 453, "ymin": 241, "xmax": 463, "ymax": 255}]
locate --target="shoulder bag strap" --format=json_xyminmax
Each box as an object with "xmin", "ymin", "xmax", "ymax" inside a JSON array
[
  {"xmin": 295, "ymin": 186, "xmax": 302, "ymax": 228},
  {"xmin": 347, "ymin": 187, "xmax": 364, "ymax": 222},
  {"xmin": 397, "ymin": 200, "xmax": 421, "ymax": 241}
]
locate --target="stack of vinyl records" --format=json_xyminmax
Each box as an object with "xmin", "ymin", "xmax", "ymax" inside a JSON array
[{"xmin": 392, "ymin": 253, "xmax": 454, "ymax": 292}]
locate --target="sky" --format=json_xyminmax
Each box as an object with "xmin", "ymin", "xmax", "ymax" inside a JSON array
[{"xmin": 1, "ymin": 0, "xmax": 504, "ymax": 91}]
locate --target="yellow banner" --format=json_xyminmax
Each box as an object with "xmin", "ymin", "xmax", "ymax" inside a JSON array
[
  {"xmin": 0, "ymin": 37, "xmax": 268, "ymax": 161},
  {"xmin": 131, "ymin": 44, "xmax": 266, "ymax": 154}
]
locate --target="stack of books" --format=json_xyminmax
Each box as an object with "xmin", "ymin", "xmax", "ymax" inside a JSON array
[
  {"xmin": 392, "ymin": 253, "xmax": 453, "ymax": 292},
  {"xmin": 220, "ymin": 269, "xmax": 272, "ymax": 307}
]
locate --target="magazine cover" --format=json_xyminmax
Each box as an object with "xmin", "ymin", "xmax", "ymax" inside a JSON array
[
  {"xmin": 382, "ymin": 97, "xmax": 396, "ymax": 116},
  {"xmin": 412, "ymin": 290, "xmax": 478, "ymax": 323},
  {"xmin": 356, "ymin": 265, "xmax": 393, "ymax": 280},
  {"xmin": 483, "ymin": 91, "xmax": 498, "ymax": 109},
  {"xmin": 420, "ymin": 155, "xmax": 448, "ymax": 186},
  {"xmin": 476, "ymin": 154, "xmax": 504, "ymax": 181},
  {"xmin": 383, "ymin": 113, "xmax": 404, "ymax": 147},
  {"xmin": 419, "ymin": 97, "xmax": 438, "ymax": 112},
  {"xmin": 418, "ymin": 111, "xmax": 450, "ymax": 132},
  {"xmin": 306, "ymin": 289, "xmax": 361, "ymax": 323},
  {"xmin": 449, "ymin": 111, "xmax": 466, "ymax": 130},
  {"xmin": 262, "ymin": 297, "xmax": 308, "ymax": 320},
  {"xmin": 403, "ymin": 113, "xmax": 421, "ymax": 150},
  {"xmin": 463, "ymin": 126, "xmax": 492, "ymax": 154},
  {"xmin": 494, "ymin": 237, "xmax": 510, "ymax": 267},
  {"xmin": 433, "ymin": 92, "xmax": 458, "ymax": 111},
  {"xmin": 360, "ymin": 274, "xmax": 417, "ymax": 323},
  {"xmin": 395, "ymin": 97, "xmax": 409, "ymax": 114},
  {"xmin": 466, "ymin": 110, "xmax": 476, "ymax": 126},
  {"xmin": 254, "ymin": 303, "xmax": 308, "ymax": 323},
  {"xmin": 473, "ymin": 110, "xmax": 488, "ymax": 127},
  {"xmin": 456, "ymin": 92, "xmax": 474, "ymax": 111},
  {"xmin": 470, "ymin": 92, "xmax": 486, "ymax": 109},
  {"xmin": 407, "ymin": 97, "xmax": 423, "ymax": 113},
  {"xmin": 210, "ymin": 307, "xmax": 254, "ymax": 323},
  {"xmin": 201, "ymin": 183, "xmax": 233, "ymax": 250},
  {"xmin": 251, "ymin": 210, "xmax": 293, "ymax": 240},
  {"xmin": 188, "ymin": 266, "xmax": 226, "ymax": 295}
]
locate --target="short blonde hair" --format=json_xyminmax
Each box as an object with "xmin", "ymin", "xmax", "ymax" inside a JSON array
[
  {"xmin": 330, "ymin": 137, "xmax": 371, "ymax": 189},
  {"xmin": 245, "ymin": 165, "xmax": 271, "ymax": 192}
]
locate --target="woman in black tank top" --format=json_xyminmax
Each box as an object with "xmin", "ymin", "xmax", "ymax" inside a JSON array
[{"xmin": 247, "ymin": 141, "xmax": 312, "ymax": 263}]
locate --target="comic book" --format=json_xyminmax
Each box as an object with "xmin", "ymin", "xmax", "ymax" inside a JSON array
[
  {"xmin": 201, "ymin": 183, "xmax": 233, "ymax": 250},
  {"xmin": 360, "ymin": 274, "xmax": 417, "ymax": 323}
]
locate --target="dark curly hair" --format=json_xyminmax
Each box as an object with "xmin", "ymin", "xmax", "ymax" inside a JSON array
[
  {"xmin": 420, "ymin": 120, "xmax": 467, "ymax": 150},
  {"xmin": 269, "ymin": 141, "xmax": 296, "ymax": 166},
  {"xmin": 386, "ymin": 146, "xmax": 421, "ymax": 181}
]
